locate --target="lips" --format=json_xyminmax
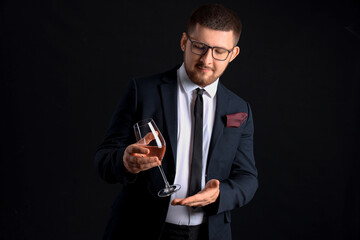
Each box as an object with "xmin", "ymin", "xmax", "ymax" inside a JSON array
[{"xmin": 196, "ymin": 64, "xmax": 213, "ymax": 72}]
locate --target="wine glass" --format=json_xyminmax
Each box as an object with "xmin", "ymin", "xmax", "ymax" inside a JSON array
[{"xmin": 133, "ymin": 118, "xmax": 181, "ymax": 197}]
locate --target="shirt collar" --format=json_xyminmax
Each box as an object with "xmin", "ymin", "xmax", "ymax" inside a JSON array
[{"xmin": 178, "ymin": 63, "xmax": 218, "ymax": 98}]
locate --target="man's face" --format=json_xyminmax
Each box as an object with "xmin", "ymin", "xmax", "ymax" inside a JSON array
[{"xmin": 181, "ymin": 23, "xmax": 240, "ymax": 87}]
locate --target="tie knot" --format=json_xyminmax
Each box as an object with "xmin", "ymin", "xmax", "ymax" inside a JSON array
[{"xmin": 196, "ymin": 88, "xmax": 205, "ymax": 96}]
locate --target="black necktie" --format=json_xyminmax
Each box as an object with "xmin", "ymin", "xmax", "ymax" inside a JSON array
[{"xmin": 189, "ymin": 88, "xmax": 205, "ymax": 196}]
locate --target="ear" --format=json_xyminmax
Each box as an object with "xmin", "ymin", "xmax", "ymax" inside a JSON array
[
  {"xmin": 180, "ymin": 32, "xmax": 187, "ymax": 52},
  {"xmin": 229, "ymin": 46, "xmax": 240, "ymax": 63}
]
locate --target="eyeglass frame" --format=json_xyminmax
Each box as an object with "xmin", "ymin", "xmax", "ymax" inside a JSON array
[{"xmin": 185, "ymin": 33, "xmax": 235, "ymax": 61}]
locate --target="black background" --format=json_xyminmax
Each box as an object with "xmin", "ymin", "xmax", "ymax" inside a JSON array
[{"xmin": 1, "ymin": 0, "xmax": 359, "ymax": 239}]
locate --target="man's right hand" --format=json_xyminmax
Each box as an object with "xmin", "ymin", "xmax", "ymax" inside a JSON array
[{"xmin": 123, "ymin": 142, "xmax": 161, "ymax": 174}]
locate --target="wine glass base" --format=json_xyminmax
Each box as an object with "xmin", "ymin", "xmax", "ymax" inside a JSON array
[{"xmin": 158, "ymin": 184, "xmax": 181, "ymax": 197}]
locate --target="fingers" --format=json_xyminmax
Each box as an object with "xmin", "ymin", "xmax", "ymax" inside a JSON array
[
  {"xmin": 171, "ymin": 196, "xmax": 211, "ymax": 207},
  {"xmin": 124, "ymin": 154, "xmax": 161, "ymax": 174},
  {"xmin": 171, "ymin": 197, "xmax": 195, "ymax": 206},
  {"xmin": 171, "ymin": 198, "xmax": 183, "ymax": 205},
  {"xmin": 171, "ymin": 179, "xmax": 220, "ymax": 207},
  {"xmin": 129, "ymin": 160, "xmax": 161, "ymax": 173},
  {"xmin": 127, "ymin": 155, "xmax": 159, "ymax": 167},
  {"xmin": 136, "ymin": 132, "xmax": 157, "ymax": 145},
  {"xmin": 171, "ymin": 195, "xmax": 207, "ymax": 207},
  {"xmin": 126, "ymin": 144, "xmax": 149, "ymax": 155},
  {"xmin": 123, "ymin": 144, "xmax": 161, "ymax": 174}
]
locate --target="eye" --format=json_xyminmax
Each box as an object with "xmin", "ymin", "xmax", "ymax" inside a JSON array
[
  {"xmin": 193, "ymin": 42, "xmax": 206, "ymax": 51},
  {"xmin": 214, "ymin": 48, "xmax": 228, "ymax": 55}
]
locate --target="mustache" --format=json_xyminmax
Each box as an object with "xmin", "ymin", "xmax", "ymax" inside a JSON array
[{"xmin": 195, "ymin": 64, "xmax": 214, "ymax": 71}]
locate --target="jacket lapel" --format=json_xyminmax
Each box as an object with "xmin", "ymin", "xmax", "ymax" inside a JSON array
[
  {"xmin": 207, "ymin": 83, "xmax": 229, "ymax": 170},
  {"xmin": 159, "ymin": 71, "xmax": 230, "ymax": 176},
  {"xmin": 160, "ymin": 70, "xmax": 178, "ymax": 166}
]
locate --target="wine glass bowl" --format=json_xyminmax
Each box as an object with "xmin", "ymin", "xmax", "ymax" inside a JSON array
[{"xmin": 133, "ymin": 118, "xmax": 181, "ymax": 197}]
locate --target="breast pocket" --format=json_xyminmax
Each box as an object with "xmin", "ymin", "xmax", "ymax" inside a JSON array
[
  {"xmin": 222, "ymin": 127, "xmax": 243, "ymax": 147},
  {"xmin": 222, "ymin": 127, "xmax": 243, "ymax": 134}
]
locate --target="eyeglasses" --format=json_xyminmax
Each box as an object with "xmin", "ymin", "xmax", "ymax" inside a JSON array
[{"xmin": 186, "ymin": 34, "xmax": 234, "ymax": 61}]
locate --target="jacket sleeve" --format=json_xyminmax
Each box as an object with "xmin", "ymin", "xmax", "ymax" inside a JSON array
[{"xmin": 94, "ymin": 79, "xmax": 138, "ymax": 184}]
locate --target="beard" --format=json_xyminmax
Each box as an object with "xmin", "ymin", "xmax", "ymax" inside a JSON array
[
  {"xmin": 185, "ymin": 62, "xmax": 223, "ymax": 87},
  {"xmin": 183, "ymin": 49, "xmax": 230, "ymax": 87}
]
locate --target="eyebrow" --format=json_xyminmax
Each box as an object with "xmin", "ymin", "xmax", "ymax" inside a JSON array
[
  {"xmin": 195, "ymin": 39, "xmax": 232, "ymax": 51},
  {"xmin": 187, "ymin": 35, "xmax": 233, "ymax": 51}
]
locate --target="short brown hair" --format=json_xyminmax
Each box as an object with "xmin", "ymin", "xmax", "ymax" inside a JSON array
[{"xmin": 186, "ymin": 4, "xmax": 242, "ymax": 45}]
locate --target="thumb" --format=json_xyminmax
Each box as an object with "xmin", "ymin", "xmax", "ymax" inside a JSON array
[
  {"xmin": 206, "ymin": 179, "xmax": 220, "ymax": 189},
  {"xmin": 137, "ymin": 131, "xmax": 157, "ymax": 145}
]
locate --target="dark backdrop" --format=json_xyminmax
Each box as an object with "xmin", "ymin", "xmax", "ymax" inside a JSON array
[{"xmin": 1, "ymin": 0, "xmax": 359, "ymax": 239}]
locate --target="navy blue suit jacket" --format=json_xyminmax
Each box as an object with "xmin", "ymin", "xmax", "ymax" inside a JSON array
[{"xmin": 95, "ymin": 66, "xmax": 258, "ymax": 240}]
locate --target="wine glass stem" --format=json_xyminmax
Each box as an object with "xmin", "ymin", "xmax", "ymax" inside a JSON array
[{"xmin": 157, "ymin": 165, "xmax": 171, "ymax": 189}]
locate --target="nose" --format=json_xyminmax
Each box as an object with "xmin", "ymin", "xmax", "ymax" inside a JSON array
[{"xmin": 200, "ymin": 48, "xmax": 213, "ymax": 65}]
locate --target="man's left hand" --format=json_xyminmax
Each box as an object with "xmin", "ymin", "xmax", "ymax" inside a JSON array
[{"xmin": 171, "ymin": 179, "xmax": 220, "ymax": 207}]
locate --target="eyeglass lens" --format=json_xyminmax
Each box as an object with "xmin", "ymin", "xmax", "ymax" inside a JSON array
[{"xmin": 191, "ymin": 41, "xmax": 230, "ymax": 61}]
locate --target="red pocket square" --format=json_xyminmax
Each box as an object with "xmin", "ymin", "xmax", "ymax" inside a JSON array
[{"xmin": 226, "ymin": 112, "xmax": 248, "ymax": 128}]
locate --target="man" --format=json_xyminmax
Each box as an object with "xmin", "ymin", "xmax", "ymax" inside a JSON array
[{"xmin": 95, "ymin": 4, "xmax": 258, "ymax": 240}]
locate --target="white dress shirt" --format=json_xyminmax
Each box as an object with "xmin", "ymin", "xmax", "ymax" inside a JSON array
[{"xmin": 165, "ymin": 63, "xmax": 218, "ymax": 226}]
